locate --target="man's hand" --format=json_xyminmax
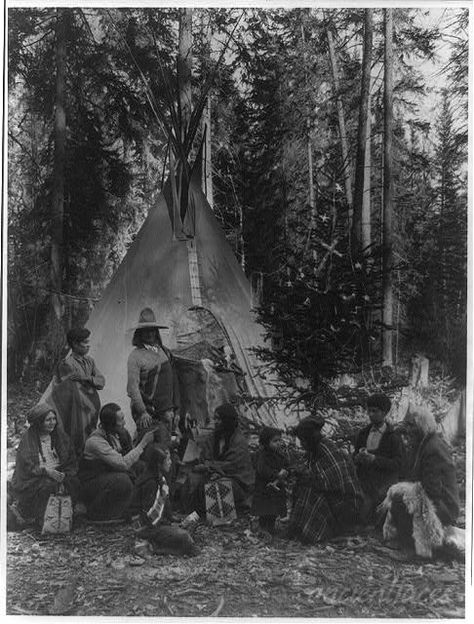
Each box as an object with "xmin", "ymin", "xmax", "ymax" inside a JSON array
[
  {"xmin": 46, "ymin": 468, "xmax": 65, "ymax": 483},
  {"xmin": 68, "ymin": 373, "xmax": 89, "ymax": 383},
  {"xmin": 356, "ymin": 448, "xmax": 375, "ymax": 464},
  {"xmin": 138, "ymin": 413, "xmax": 153, "ymax": 429},
  {"xmin": 140, "ymin": 430, "xmax": 155, "ymax": 447}
]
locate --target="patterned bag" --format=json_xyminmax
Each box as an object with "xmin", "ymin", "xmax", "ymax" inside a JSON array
[
  {"xmin": 42, "ymin": 485, "xmax": 73, "ymax": 535},
  {"xmin": 204, "ymin": 478, "xmax": 237, "ymax": 526}
]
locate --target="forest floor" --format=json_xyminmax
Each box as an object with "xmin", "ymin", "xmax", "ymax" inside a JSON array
[
  {"xmin": 6, "ymin": 516, "xmax": 466, "ymax": 618},
  {"xmin": 5, "ymin": 380, "xmax": 467, "ymax": 618}
]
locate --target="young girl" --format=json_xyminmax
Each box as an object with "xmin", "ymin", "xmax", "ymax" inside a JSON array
[
  {"xmin": 251, "ymin": 427, "xmax": 289, "ymax": 535},
  {"xmin": 134, "ymin": 448, "xmax": 197, "ymax": 556}
]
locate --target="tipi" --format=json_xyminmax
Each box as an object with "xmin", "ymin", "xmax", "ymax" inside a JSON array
[
  {"xmin": 50, "ymin": 9, "xmax": 292, "ymax": 435},
  {"xmin": 85, "ymin": 174, "xmax": 288, "ymax": 434}
]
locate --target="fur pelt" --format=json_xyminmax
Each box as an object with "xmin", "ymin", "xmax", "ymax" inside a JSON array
[
  {"xmin": 379, "ymin": 481, "xmax": 444, "ymax": 558},
  {"xmin": 443, "ymin": 525, "xmax": 465, "ymax": 559}
]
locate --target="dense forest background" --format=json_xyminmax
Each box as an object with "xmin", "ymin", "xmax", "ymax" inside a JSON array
[{"xmin": 7, "ymin": 7, "xmax": 468, "ymax": 403}]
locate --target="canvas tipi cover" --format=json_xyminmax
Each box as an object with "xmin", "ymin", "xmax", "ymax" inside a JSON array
[{"xmin": 86, "ymin": 179, "xmax": 287, "ymax": 433}]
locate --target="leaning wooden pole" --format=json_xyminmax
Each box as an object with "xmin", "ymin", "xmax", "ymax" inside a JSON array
[
  {"xmin": 382, "ymin": 8, "xmax": 394, "ymax": 367},
  {"xmin": 201, "ymin": 14, "xmax": 214, "ymax": 208},
  {"xmin": 178, "ymin": 8, "xmax": 193, "ymax": 138}
]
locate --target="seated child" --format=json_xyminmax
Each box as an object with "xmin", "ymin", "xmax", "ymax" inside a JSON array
[
  {"xmin": 251, "ymin": 427, "xmax": 289, "ymax": 535},
  {"xmin": 134, "ymin": 448, "xmax": 197, "ymax": 556}
]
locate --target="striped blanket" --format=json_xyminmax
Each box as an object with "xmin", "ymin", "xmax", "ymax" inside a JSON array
[{"xmin": 289, "ymin": 439, "xmax": 363, "ymax": 543}]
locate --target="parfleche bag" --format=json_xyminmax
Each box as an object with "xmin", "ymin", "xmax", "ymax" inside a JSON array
[
  {"xmin": 42, "ymin": 484, "xmax": 73, "ymax": 535},
  {"xmin": 204, "ymin": 478, "xmax": 237, "ymax": 526}
]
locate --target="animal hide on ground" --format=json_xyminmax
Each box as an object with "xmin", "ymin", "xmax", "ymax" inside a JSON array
[{"xmin": 380, "ymin": 481, "xmax": 444, "ymax": 558}]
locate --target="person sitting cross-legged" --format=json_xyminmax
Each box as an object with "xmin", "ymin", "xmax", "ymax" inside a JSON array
[
  {"xmin": 182, "ymin": 403, "xmax": 255, "ymax": 516},
  {"xmin": 287, "ymin": 414, "xmax": 363, "ymax": 544},
  {"xmin": 79, "ymin": 403, "xmax": 154, "ymax": 523},
  {"xmin": 353, "ymin": 393, "xmax": 402, "ymax": 523}
]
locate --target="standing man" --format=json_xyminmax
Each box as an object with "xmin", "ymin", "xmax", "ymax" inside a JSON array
[
  {"xmin": 50, "ymin": 327, "xmax": 105, "ymax": 458},
  {"xmin": 127, "ymin": 308, "xmax": 179, "ymax": 433}
]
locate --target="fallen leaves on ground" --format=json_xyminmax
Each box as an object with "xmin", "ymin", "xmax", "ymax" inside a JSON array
[{"xmin": 6, "ymin": 517, "xmax": 465, "ymax": 618}]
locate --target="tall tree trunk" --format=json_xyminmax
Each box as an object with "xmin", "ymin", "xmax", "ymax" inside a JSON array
[
  {"xmin": 362, "ymin": 88, "xmax": 372, "ymax": 253},
  {"xmin": 301, "ymin": 20, "xmax": 316, "ymax": 249},
  {"xmin": 325, "ymin": 23, "xmax": 353, "ymax": 226},
  {"xmin": 382, "ymin": 9, "xmax": 394, "ymax": 366},
  {"xmin": 351, "ymin": 9, "xmax": 373, "ymax": 255},
  {"xmin": 50, "ymin": 8, "xmax": 67, "ymax": 357}
]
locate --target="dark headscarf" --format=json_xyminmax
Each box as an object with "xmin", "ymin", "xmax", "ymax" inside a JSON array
[
  {"xmin": 26, "ymin": 403, "xmax": 59, "ymax": 464},
  {"xmin": 259, "ymin": 426, "xmax": 281, "ymax": 449},
  {"xmin": 215, "ymin": 403, "xmax": 239, "ymax": 432},
  {"xmin": 27, "ymin": 403, "xmax": 56, "ymax": 428},
  {"xmin": 294, "ymin": 414, "xmax": 326, "ymax": 455},
  {"xmin": 294, "ymin": 414, "xmax": 325, "ymax": 438}
]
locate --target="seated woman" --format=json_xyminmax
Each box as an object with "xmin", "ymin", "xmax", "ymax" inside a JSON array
[
  {"xmin": 11, "ymin": 403, "xmax": 81, "ymax": 526},
  {"xmin": 380, "ymin": 406, "xmax": 460, "ymax": 559},
  {"xmin": 183, "ymin": 403, "xmax": 255, "ymax": 515},
  {"xmin": 287, "ymin": 414, "xmax": 363, "ymax": 544},
  {"xmin": 354, "ymin": 393, "xmax": 402, "ymax": 522},
  {"xmin": 79, "ymin": 403, "xmax": 154, "ymax": 523}
]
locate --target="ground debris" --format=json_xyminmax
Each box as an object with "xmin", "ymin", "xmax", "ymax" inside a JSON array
[
  {"xmin": 7, "ymin": 514, "xmax": 465, "ymax": 617},
  {"xmin": 49, "ymin": 583, "xmax": 76, "ymax": 615}
]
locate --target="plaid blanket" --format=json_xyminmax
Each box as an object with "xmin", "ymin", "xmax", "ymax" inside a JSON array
[{"xmin": 289, "ymin": 439, "xmax": 363, "ymax": 543}]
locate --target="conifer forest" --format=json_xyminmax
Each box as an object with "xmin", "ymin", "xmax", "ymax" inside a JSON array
[
  {"xmin": 5, "ymin": 5, "xmax": 469, "ymax": 618},
  {"xmin": 7, "ymin": 6, "xmax": 468, "ymax": 391}
]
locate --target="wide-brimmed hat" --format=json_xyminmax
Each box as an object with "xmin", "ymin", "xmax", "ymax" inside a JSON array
[{"xmin": 129, "ymin": 308, "xmax": 168, "ymax": 331}]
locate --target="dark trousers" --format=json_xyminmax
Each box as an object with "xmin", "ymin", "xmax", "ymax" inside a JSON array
[
  {"xmin": 81, "ymin": 472, "xmax": 134, "ymax": 521},
  {"xmin": 129, "ymin": 472, "xmax": 159, "ymax": 516},
  {"xmin": 259, "ymin": 515, "xmax": 277, "ymax": 533}
]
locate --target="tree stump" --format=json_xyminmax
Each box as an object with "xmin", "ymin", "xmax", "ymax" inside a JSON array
[{"xmin": 410, "ymin": 353, "xmax": 429, "ymax": 387}]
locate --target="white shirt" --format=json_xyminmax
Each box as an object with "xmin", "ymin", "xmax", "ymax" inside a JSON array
[{"xmin": 366, "ymin": 422, "xmax": 387, "ymax": 452}]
